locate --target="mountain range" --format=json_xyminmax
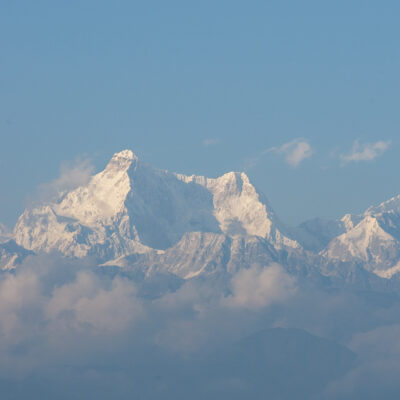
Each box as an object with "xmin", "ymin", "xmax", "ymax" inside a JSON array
[{"xmin": 3, "ymin": 149, "xmax": 400, "ymax": 291}]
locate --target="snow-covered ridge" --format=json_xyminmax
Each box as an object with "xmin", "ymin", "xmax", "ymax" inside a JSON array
[{"xmin": 365, "ymin": 194, "xmax": 400, "ymax": 216}]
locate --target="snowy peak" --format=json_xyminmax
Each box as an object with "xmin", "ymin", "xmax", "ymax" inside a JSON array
[
  {"xmin": 54, "ymin": 152, "xmax": 135, "ymax": 224},
  {"xmin": 323, "ymin": 216, "xmax": 395, "ymax": 262},
  {"xmin": 340, "ymin": 214, "xmax": 362, "ymax": 232},
  {"xmin": 321, "ymin": 196, "xmax": 400, "ymax": 277},
  {"xmin": 50, "ymin": 149, "xmax": 141, "ymax": 227},
  {"xmin": 14, "ymin": 149, "xmax": 145, "ymax": 258},
  {"xmin": 286, "ymin": 191, "xmax": 400, "ymax": 279},
  {"xmin": 176, "ymin": 170, "xmax": 297, "ymax": 247},
  {"xmin": 105, "ymin": 149, "xmax": 138, "ymax": 172}
]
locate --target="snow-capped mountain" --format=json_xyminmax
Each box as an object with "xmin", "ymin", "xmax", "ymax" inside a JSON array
[
  {"xmin": 10, "ymin": 149, "xmax": 400, "ymax": 287},
  {"xmin": 286, "ymin": 195, "xmax": 400, "ymax": 280},
  {"xmin": 14, "ymin": 150, "xmax": 298, "ymax": 263},
  {"xmin": 320, "ymin": 196, "xmax": 400, "ymax": 278}
]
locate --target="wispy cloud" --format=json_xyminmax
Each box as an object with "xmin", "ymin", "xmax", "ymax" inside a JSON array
[
  {"xmin": 340, "ymin": 140, "xmax": 390, "ymax": 165},
  {"xmin": 203, "ymin": 138, "xmax": 220, "ymax": 147},
  {"xmin": 272, "ymin": 139, "xmax": 314, "ymax": 167},
  {"xmin": 246, "ymin": 138, "xmax": 313, "ymax": 170},
  {"xmin": 28, "ymin": 157, "xmax": 94, "ymax": 206}
]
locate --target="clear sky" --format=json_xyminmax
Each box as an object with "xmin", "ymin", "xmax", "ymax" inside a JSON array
[{"xmin": 1, "ymin": 0, "xmax": 399, "ymax": 227}]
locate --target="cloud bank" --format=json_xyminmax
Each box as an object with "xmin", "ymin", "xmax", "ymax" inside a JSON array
[
  {"xmin": 223, "ymin": 264, "xmax": 296, "ymax": 309},
  {"xmin": 1, "ymin": 255, "xmax": 400, "ymax": 399}
]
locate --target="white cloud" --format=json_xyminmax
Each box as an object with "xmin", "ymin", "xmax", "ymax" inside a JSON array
[
  {"xmin": 203, "ymin": 138, "xmax": 220, "ymax": 147},
  {"xmin": 46, "ymin": 272, "xmax": 142, "ymax": 334},
  {"xmin": 223, "ymin": 264, "xmax": 297, "ymax": 309},
  {"xmin": 272, "ymin": 139, "xmax": 314, "ymax": 167},
  {"xmin": 244, "ymin": 138, "xmax": 313, "ymax": 170},
  {"xmin": 0, "ymin": 268, "xmax": 42, "ymax": 346},
  {"xmin": 340, "ymin": 140, "xmax": 390, "ymax": 164}
]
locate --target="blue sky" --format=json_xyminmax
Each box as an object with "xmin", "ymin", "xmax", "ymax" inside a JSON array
[{"xmin": 1, "ymin": 0, "xmax": 399, "ymax": 226}]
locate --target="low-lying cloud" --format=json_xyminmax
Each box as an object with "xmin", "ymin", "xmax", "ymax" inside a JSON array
[
  {"xmin": 45, "ymin": 272, "xmax": 143, "ymax": 333},
  {"xmin": 223, "ymin": 264, "xmax": 296, "ymax": 309}
]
